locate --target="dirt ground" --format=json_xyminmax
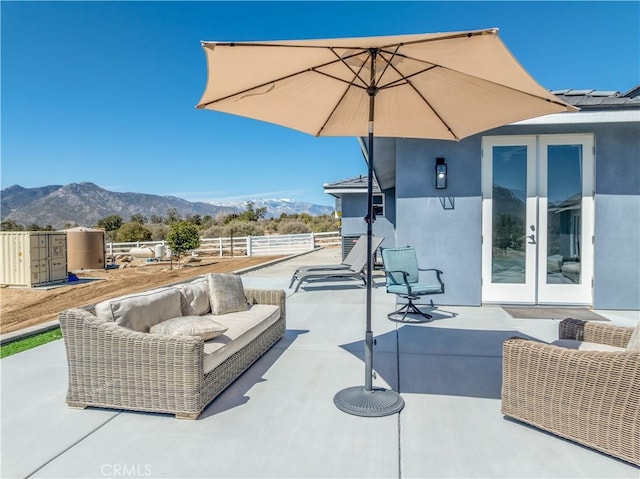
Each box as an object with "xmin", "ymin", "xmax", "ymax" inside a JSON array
[{"xmin": 0, "ymin": 255, "xmax": 283, "ymax": 335}]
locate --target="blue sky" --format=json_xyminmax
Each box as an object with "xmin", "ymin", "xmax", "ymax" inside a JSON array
[{"xmin": 2, "ymin": 1, "xmax": 638, "ymax": 207}]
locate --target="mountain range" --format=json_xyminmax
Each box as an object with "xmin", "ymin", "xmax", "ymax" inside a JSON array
[{"xmin": 0, "ymin": 183, "xmax": 334, "ymax": 229}]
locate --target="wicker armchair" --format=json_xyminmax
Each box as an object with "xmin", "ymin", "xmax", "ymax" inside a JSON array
[{"xmin": 502, "ymin": 318, "xmax": 639, "ymax": 466}]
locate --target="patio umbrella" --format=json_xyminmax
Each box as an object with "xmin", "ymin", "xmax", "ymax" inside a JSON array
[{"xmin": 196, "ymin": 28, "xmax": 577, "ymax": 417}]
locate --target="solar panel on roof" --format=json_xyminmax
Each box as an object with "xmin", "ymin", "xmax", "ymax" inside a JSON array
[
  {"xmin": 590, "ymin": 90, "xmax": 620, "ymax": 97},
  {"xmin": 565, "ymin": 89, "xmax": 594, "ymax": 96}
]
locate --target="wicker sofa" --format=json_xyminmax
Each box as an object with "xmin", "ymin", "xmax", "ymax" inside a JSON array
[
  {"xmin": 502, "ymin": 318, "xmax": 639, "ymax": 466},
  {"xmin": 59, "ymin": 274, "xmax": 286, "ymax": 419}
]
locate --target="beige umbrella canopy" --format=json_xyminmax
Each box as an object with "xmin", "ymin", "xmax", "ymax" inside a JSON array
[
  {"xmin": 197, "ymin": 28, "xmax": 576, "ymax": 417},
  {"xmin": 197, "ymin": 29, "xmax": 576, "ymax": 139}
]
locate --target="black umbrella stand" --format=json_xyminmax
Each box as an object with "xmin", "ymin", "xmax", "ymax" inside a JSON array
[{"xmin": 333, "ymin": 49, "xmax": 405, "ymax": 417}]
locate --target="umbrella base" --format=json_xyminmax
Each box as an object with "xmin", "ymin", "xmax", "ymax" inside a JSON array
[{"xmin": 334, "ymin": 386, "xmax": 405, "ymax": 417}]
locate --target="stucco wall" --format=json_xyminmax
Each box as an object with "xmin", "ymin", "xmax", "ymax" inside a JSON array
[
  {"xmin": 395, "ymin": 137, "xmax": 483, "ymax": 306},
  {"xmin": 394, "ymin": 122, "xmax": 640, "ymax": 308},
  {"xmin": 340, "ymin": 188, "xmax": 396, "ymax": 249},
  {"xmin": 338, "ymin": 121, "xmax": 639, "ymax": 309},
  {"xmin": 492, "ymin": 122, "xmax": 640, "ymax": 309},
  {"xmin": 591, "ymin": 122, "xmax": 640, "ymax": 309}
]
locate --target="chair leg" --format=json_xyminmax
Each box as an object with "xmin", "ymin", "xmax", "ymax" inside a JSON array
[
  {"xmin": 388, "ymin": 297, "xmax": 433, "ymax": 323},
  {"xmin": 289, "ymin": 272, "xmax": 299, "ymax": 289}
]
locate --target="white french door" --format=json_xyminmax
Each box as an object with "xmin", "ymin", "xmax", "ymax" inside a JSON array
[{"xmin": 481, "ymin": 134, "xmax": 594, "ymax": 305}]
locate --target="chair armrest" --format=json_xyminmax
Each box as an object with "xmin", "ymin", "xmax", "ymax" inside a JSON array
[
  {"xmin": 418, "ymin": 268, "xmax": 445, "ymax": 294},
  {"xmin": 384, "ymin": 269, "xmax": 413, "ymax": 294},
  {"xmin": 418, "ymin": 268, "xmax": 443, "ymax": 274},
  {"xmin": 559, "ymin": 318, "xmax": 633, "ymax": 348},
  {"xmin": 385, "ymin": 269, "xmax": 412, "ymax": 284},
  {"xmin": 385, "ymin": 269, "xmax": 410, "ymax": 278},
  {"xmin": 502, "ymin": 336, "xmax": 639, "ymax": 413},
  {"xmin": 244, "ymin": 288, "xmax": 286, "ymax": 321}
]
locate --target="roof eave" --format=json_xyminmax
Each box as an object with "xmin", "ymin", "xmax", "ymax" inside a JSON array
[{"xmin": 512, "ymin": 109, "xmax": 639, "ymax": 126}]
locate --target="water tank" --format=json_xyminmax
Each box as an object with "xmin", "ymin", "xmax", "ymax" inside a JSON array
[
  {"xmin": 154, "ymin": 244, "xmax": 165, "ymax": 259},
  {"xmin": 65, "ymin": 227, "xmax": 106, "ymax": 270},
  {"xmin": 129, "ymin": 247, "xmax": 154, "ymax": 258}
]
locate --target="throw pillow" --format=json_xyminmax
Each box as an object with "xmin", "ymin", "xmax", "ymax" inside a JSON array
[
  {"xmin": 96, "ymin": 287, "xmax": 183, "ymax": 333},
  {"xmin": 176, "ymin": 279, "xmax": 211, "ymax": 316},
  {"xmin": 207, "ymin": 273, "xmax": 249, "ymax": 315},
  {"xmin": 150, "ymin": 316, "xmax": 228, "ymax": 340},
  {"xmin": 626, "ymin": 322, "xmax": 640, "ymax": 351}
]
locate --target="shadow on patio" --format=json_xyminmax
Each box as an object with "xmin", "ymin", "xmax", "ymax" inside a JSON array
[
  {"xmin": 340, "ymin": 323, "xmax": 537, "ymax": 399},
  {"xmin": 200, "ymin": 328, "xmax": 310, "ymax": 419}
]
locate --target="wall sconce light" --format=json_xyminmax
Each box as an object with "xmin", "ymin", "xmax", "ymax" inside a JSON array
[{"xmin": 435, "ymin": 157, "xmax": 447, "ymax": 189}]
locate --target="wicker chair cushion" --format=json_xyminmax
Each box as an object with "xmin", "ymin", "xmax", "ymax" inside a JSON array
[
  {"xmin": 95, "ymin": 287, "xmax": 183, "ymax": 333},
  {"xmin": 626, "ymin": 323, "xmax": 640, "ymax": 351},
  {"xmin": 150, "ymin": 315, "xmax": 228, "ymax": 340},
  {"xmin": 207, "ymin": 274, "xmax": 249, "ymax": 315},
  {"xmin": 551, "ymin": 339, "xmax": 625, "ymax": 352},
  {"xmin": 202, "ymin": 304, "xmax": 280, "ymax": 373},
  {"xmin": 176, "ymin": 279, "xmax": 211, "ymax": 316}
]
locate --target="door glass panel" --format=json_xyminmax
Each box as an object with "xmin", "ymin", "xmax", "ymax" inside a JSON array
[
  {"xmin": 492, "ymin": 146, "xmax": 527, "ymax": 283},
  {"xmin": 546, "ymin": 145, "xmax": 582, "ymax": 284}
]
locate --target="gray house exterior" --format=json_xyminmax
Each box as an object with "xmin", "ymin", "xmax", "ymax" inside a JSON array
[{"xmin": 325, "ymin": 88, "xmax": 640, "ymax": 309}]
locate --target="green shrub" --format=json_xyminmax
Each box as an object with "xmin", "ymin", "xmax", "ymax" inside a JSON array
[
  {"xmin": 224, "ymin": 220, "xmax": 265, "ymax": 237},
  {"xmin": 202, "ymin": 225, "xmax": 226, "ymax": 238},
  {"xmin": 277, "ymin": 220, "xmax": 311, "ymax": 234},
  {"xmin": 115, "ymin": 222, "xmax": 152, "ymax": 242},
  {"xmin": 146, "ymin": 223, "xmax": 169, "ymax": 241}
]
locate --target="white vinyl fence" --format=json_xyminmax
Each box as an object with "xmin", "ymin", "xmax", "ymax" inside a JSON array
[{"xmin": 107, "ymin": 231, "xmax": 340, "ymax": 258}]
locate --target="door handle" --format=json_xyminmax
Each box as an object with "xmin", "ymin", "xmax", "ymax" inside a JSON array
[{"xmin": 525, "ymin": 225, "xmax": 536, "ymax": 244}]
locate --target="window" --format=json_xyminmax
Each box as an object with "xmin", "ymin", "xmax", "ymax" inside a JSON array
[{"xmin": 373, "ymin": 194, "xmax": 385, "ymax": 217}]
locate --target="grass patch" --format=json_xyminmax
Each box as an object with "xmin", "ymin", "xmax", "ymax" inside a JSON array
[{"xmin": 1, "ymin": 328, "xmax": 63, "ymax": 359}]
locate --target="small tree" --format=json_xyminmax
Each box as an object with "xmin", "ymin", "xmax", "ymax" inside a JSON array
[
  {"xmin": 115, "ymin": 222, "xmax": 152, "ymax": 242},
  {"xmin": 165, "ymin": 221, "xmax": 200, "ymax": 268},
  {"xmin": 0, "ymin": 220, "xmax": 25, "ymax": 231},
  {"xmin": 238, "ymin": 201, "xmax": 267, "ymax": 222},
  {"xmin": 164, "ymin": 208, "xmax": 181, "ymax": 225},
  {"xmin": 96, "ymin": 215, "xmax": 123, "ymax": 232},
  {"xmin": 130, "ymin": 213, "xmax": 147, "ymax": 224},
  {"xmin": 185, "ymin": 214, "xmax": 202, "ymax": 226}
]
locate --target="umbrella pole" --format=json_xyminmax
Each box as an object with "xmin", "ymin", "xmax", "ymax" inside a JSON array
[
  {"xmin": 333, "ymin": 49, "xmax": 404, "ymax": 417},
  {"xmin": 364, "ymin": 106, "xmax": 374, "ymax": 393}
]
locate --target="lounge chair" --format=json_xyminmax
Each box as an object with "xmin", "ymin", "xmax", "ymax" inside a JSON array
[
  {"xmin": 290, "ymin": 236, "xmax": 383, "ymax": 291},
  {"xmin": 291, "ymin": 236, "xmax": 383, "ymax": 293}
]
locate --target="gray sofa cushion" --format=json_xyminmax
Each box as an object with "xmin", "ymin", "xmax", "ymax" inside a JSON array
[
  {"xmin": 95, "ymin": 287, "xmax": 183, "ymax": 333},
  {"xmin": 202, "ymin": 304, "xmax": 280, "ymax": 373},
  {"xmin": 207, "ymin": 274, "xmax": 249, "ymax": 315},
  {"xmin": 176, "ymin": 279, "xmax": 211, "ymax": 316},
  {"xmin": 150, "ymin": 315, "xmax": 228, "ymax": 340},
  {"xmin": 551, "ymin": 339, "xmax": 625, "ymax": 352}
]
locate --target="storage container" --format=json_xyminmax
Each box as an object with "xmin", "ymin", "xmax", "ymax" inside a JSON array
[{"xmin": 0, "ymin": 232, "xmax": 68, "ymax": 287}]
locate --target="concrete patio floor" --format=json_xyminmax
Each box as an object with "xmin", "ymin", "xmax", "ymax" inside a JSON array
[{"xmin": 1, "ymin": 248, "xmax": 638, "ymax": 478}]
